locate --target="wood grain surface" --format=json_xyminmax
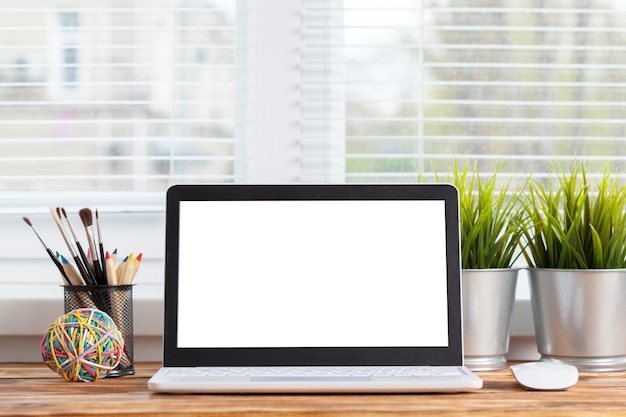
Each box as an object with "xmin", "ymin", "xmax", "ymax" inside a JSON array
[{"xmin": 1, "ymin": 362, "xmax": 626, "ymax": 416}]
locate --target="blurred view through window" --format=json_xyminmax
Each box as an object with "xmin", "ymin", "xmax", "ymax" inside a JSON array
[
  {"xmin": 0, "ymin": 1, "xmax": 241, "ymax": 192},
  {"xmin": 1, "ymin": 1, "xmax": 626, "ymax": 192},
  {"xmin": 301, "ymin": 0, "xmax": 626, "ymax": 183}
]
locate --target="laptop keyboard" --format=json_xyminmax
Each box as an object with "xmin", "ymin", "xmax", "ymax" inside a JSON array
[{"xmin": 167, "ymin": 366, "xmax": 466, "ymax": 378}]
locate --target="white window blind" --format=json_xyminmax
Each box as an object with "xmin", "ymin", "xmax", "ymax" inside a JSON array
[
  {"xmin": 301, "ymin": 0, "xmax": 626, "ymax": 183},
  {"xmin": 0, "ymin": 1, "xmax": 244, "ymax": 192},
  {"xmin": 3, "ymin": 1, "xmax": 626, "ymax": 192}
]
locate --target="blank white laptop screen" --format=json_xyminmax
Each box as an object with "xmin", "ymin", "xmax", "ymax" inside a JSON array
[{"xmin": 176, "ymin": 200, "xmax": 449, "ymax": 349}]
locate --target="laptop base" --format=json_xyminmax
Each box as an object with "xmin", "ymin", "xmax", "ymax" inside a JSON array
[{"xmin": 148, "ymin": 366, "xmax": 483, "ymax": 393}]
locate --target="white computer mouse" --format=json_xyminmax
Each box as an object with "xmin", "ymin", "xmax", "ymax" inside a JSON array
[{"xmin": 510, "ymin": 362, "xmax": 578, "ymax": 391}]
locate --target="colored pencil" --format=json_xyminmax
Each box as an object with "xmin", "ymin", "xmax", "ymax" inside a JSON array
[
  {"xmin": 105, "ymin": 251, "xmax": 118, "ymax": 285},
  {"xmin": 116, "ymin": 255, "xmax": 132, "ymax": 285},
  {"xmin": 25, "ymin": 208, "xmax": 142, "ymax": 287},
  {"xmin": 59, "ymin": 254, "xmax": 85, "ymax": 286},
  {"xmin": 130, "ymin": 252, "xmax": 142, "ymax": 283}
]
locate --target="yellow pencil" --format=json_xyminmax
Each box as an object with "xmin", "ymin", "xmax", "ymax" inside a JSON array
[
  {"xmin": 116, "ymin": 254, "xmax": 135, "ymax": 285},
  {"xmin": 129, "ymin": 253, "xmax": 142, "ymax": 283},
  {"xmin": 122, "ymin": 253, "xmax": 136, "ymax": 285}
]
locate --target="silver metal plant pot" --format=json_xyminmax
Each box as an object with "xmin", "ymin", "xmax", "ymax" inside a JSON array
[
  {"xmin": 528, "ymin": 269, "xmax": 626, "ymax": 372},
  {"xmin": 462, "ymin": 269, "xmax": 519, "ymax": 371}
]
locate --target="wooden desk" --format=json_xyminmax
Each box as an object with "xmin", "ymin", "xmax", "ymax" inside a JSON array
[{"xmin": 1, "ymin": 362, "xmax": 625, "ymax": 416}]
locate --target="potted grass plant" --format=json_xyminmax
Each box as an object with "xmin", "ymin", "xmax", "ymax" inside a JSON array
[
  {"xmin": 423, "ymin": 161, "xmax": 527, "ymax": 371},
  {"xmin": 521, "ymin": 161, "xmax": 626, "ymax": 372}
]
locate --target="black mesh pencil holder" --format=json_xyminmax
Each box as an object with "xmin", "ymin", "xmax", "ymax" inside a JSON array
[{"xmin": 63, "ymin": 285, "xmax": 135, "ymax": 377}]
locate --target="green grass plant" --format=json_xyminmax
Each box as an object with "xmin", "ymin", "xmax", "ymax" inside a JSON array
[
  {"xmin": 422, "ymin": 161, "xmax": 527, "ymax": 269},
  {"xmin": 520, "ymin": 161, "xmax": 626, "ymax": 269}
]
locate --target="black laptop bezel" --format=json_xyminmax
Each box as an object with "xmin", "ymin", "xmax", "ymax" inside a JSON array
[{"xmin": 163, "ymin": 184, "xmax": 463, "ymax": 367}]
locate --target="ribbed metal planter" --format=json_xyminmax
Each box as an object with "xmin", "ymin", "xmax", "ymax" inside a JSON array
[
  {"xmin": 462, "ymin": 269, "xmax": 519, "ymax": 371},
  {"xmin": 528, "ymin": 269, "xmax": 626, "ymax": 372}
]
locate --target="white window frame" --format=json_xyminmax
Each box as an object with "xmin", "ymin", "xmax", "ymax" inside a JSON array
[{"xmin": 51, "ymin": 10, "xmax": 84, "ymax": 97}]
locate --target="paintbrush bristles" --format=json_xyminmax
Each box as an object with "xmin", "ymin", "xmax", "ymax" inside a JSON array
[
  {"xmin": 95, "ymin": 209, "xmax": 102, "ymax": 241},
  {"xmin": 79, "ymin": 208, "xmax": 93, "ymax": 227},
  {"xmin": 49, "ymin": 207, "xmax": 75, "ymax": 255},
  {"xmin": 51, "ymin": 207, "xmax": 72, "ymax": 247},
  {"xmin": 79, "ymin": 206, "xmax": 103, "ymax": 285},
  {"xmin": 50, "ymin": 207, "xmax": 62, "ymax": 225},
  {"xmin": 25, "ymin": 208, "xmax": 134, "ymax": 287},
  {"xmin": 23, "ymin": 216, "xmax": 45, "ymax": 247},
  {"xmin": 61, "ymin": 207, "xmax": 80, "ymax": 241}
]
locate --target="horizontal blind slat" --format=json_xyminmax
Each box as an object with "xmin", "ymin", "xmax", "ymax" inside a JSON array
[
  {"xmin": 301, "ymin": 0, "xmax": 626, "ymax": 183},
  {"xmin": 0, "ymin": 1, "xmax": 244, "ymax": 193}
]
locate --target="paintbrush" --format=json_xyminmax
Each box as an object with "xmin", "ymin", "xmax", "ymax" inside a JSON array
[
  {"xmin": 59, "ymin": 207, "xmax": 96, "ymax": 285},
  {"xmin": 79, "ymin": 208, "xmax": 105, "ymax": 285},
  {"xmin": 23, "ymin": 216, "xmax": 71, "ymax": 285},
  {"xmin": 95, "ymin": 209, "xmax": 108, "ymax": 285},
  {"xmin": 50, "ymin": 208, "xmax": 95, "ymax": 285}
]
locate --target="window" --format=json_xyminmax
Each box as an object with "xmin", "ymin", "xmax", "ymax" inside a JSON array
[
  {"xmin": 58, "ymin": 12, "xmax": 80, "ymax": 89},
  {"xmin": 0, "ymin": 2, "xmax": 243, "ymax": 194},
  {"xmin": 0, "ymin": 1, "xmax": 248, "ymax": 355},
  {"xmin": 2, "ymin": 0, "xmax": 624, "ymax": 360},
  {"xmin": 301, "ymin": 1, "xmax": 626, "ymax": 183},
  {"xmin": 3, "ymin": 1, "xmax": 624, "ymax": 195}
]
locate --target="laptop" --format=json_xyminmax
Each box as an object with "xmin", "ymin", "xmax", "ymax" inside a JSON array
[{"xmin": 148, "ymin": 184, "xmax": 482, "ymax": 393}]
